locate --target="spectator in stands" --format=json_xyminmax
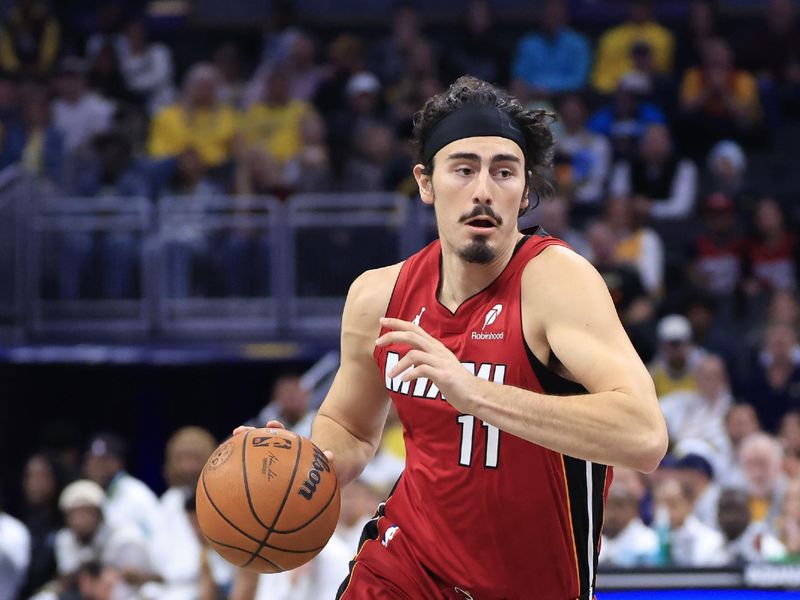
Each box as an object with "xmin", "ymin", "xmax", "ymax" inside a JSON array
[
  {"xmin": 0, "ymin": 0, "xmax": 60, "ymax": 77},
  {"xmin": 553, "ymin": 93, "xmax": 611, "ymax": 212},
  {"xmin": 606, "ymin": 195, "xmax": 664, "ymax": 296},
  {"xmin": 627, "ymin": 41, "xmax": 676, "ymax": 118},
  {"xmin": 445, "ymin": 0, "xmax": 508, "ymax": 87},
  {"xmin": 588, "ymin": 73, "xmax": 666, "ymax": 162},
  {"xmin": 313, "ymin": 34, "xmax": 366, "ymax": 118},
  {"xmin": 87, "ymin": 42, "xmax": 136, "ymax": 107},
  {"xmin": 776, "ymin": 477, "xmax": 800, "ymax": 558},
  {"xmin": 82, "ymin": 433, "xmax": 161, "ymax": 541},
  {"xmin": 148, "ymin": 63, "xmax": 239, "ymax": 171},
  {"xmin": 738, "ymin": 433, "xmax": 787, "ymax": 527},
  {"xmin": 385, "ymin": 38, "xmax": 442, "ymax": 127},
  {"xmin": 0, "ymin": 481, "xmax": 31, "ymax": 600},
  {"xmin": 689, "ymin": 193, "xmax": 747, "ymax": 309},
  {"xmin": 653, "ymin": 476, "xmax": 724, "ymax": 566},
  {"xmin": 84, "ymin": 3, "xmax": 125, "ymax": 61},
  {"xmin": 674, "ymin": 0, "xmax": 723, "ymax": 74},
  {"xmin": 744, "ymin": 323, "xmax": 800, "ymax": 433},
  {"xmin": 675, "ymin": 452, "xmax": 721, "ymax": 529},
  {"xmin": 510, "ymin": 0, "xmax": 590, "ymax": 101},
  {"xmin": 240, "ymin": 67, "xmax": 315, "ymax": 169},
  {"xmin": 737, "ymin": 0, "xmax": 800, "ymax": 118},
  {"xmin": 20, "ymin": 453, "xmax": 68, "ymax": 598},
  {"xmin": 679, "ymin": 37, "xmax": 762, "ymax": 159},
  {"xmin": 6, "ymin": 84, "xmax": 64, "ymax": 187},
  {"xmin": 53, "ymin": 480, "xmax": 152, "ymax": 598},
  {"xmin": 744, "ymin": 197, "xmax": 798, "ymax": 296},
  {"xmin": 702, "ymin": 140, "xmax": 755, "ymax": 218},
  {"xmin": 591, "ymin": 0, "xmax": 674, "ymax": 95},
  {"xmin": 370, "ymin": 1, "xmax": 424, "ymax": 86},
  {"xmin": 336, "ymin": 478, "xmax": 384, "ymax": 552},
  {"xmin": 586, "ymin": 219, "xmax": 655, "ymax": 358},
  {"xmin": 717, "ymin": 487, "xmax": 785, "ymax": 564},
  {"xmin": 661, "ymin": 355, "xmax": 732, "ymax": 469},
  {"xmin": 52, "ymin": 57, "xmax": 116, "ymax": 158},
  {"xmin": 683, "ymin": 292, "xmax": 742, "ymax": 383},
  {"xmin": 767, "ymin": 290, "xmax": 800, "ymax": 331},
  {"xmin": 610, "ymin": 123, "xmax": 698, "ymax": 221},
  {"xmin": 779, "ymin": 411, "xmax": 800, "ymax": 478},
  {"xmin": 213, "ymin": 42, "xmax": 247, "ymax": 109},
  {"xmin": 70, "ymin": 131, "xmax": 147, "ymax": 198},
  {"xmin": 341, "ymin": 123, "xmax": 396, "ymax": 192},
  {"xmin": 532, "ymin": 198, "xmax": 589, "ymax": 259},
  {"xmin": 117, "ymin": 17, "xmax": 175, "ymax": 115},
  {"xmin": 649, "ymin": 314, "xmax": 705, "ymax": 397},
  {"xmin": 72, "ymin": 561, "xmax": 119, "ymax": 600},
  {"xmin": 599, "ymin": 468, "xmax": 659, "ymax": 567},
  {"xmin": 256, "ymin": 375, "xmax": 315, "ymax": 438},
  {"xmin": 718, "ymin": 404, "xmax": 762, "ymax": 487},
  {"xmin": 273, "ymin": 31, "xmax": 325, "ymax": 103},
  {"xmin": 154, "ymin": 429, "xmax": 232, "ymax": 600},
  {"xmin": 282, "ymin": 109, "xmax": 332, "ymax": 193}
]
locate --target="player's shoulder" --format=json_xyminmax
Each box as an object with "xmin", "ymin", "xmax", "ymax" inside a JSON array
[
  {"xmin": 345, "ymin": 262, "xmax": 404, "ymax": 318},
  {"xmin": 521, "ymin": 244, "xmax": 606, "ymax": 307}
]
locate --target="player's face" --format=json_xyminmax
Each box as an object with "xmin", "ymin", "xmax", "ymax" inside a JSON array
[{"xmin": 415, "ymin": 136, "xmax": 528, "ymax": 264}]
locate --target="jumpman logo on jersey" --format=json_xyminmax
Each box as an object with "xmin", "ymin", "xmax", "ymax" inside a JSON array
[{"xmin": 412, "ymin": 307, "xmax": 426, "ymax": 326}]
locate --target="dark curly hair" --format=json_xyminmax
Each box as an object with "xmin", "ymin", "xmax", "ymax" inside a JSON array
[{"xmin": 412, "ymin": 75, "xmax": 556, "ymax": 212}]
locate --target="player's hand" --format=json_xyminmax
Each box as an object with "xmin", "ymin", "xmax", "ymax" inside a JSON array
[
  {"xmin": 375, "ymin": 316, "xmax": 483, "ymax": 413},
  {"xmin": 231, "ymin": 421, "xmax": 335, "ymax": 465},
  {"xmin": 232, "ymin": 420, "xmax": 285, "ymax": 436}
]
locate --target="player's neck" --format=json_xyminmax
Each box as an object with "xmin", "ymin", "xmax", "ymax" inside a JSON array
[{"xmin": 438, "ymin": 231, "xmax": 524, "ymax": 312}]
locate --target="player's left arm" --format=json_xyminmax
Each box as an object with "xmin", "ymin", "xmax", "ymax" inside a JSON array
[{"xmin": 377, "ymin": 245, "xmax": 668, "ymax": 473}]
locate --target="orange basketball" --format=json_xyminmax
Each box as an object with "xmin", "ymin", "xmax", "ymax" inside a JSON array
[{"xmin": 195, "ymin": 428, "xmax": 341, "ymax": 573}]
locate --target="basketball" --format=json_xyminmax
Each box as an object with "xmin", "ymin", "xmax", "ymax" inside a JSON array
[{"xmin": 195, "ymin": 428, "xmax": 341, "ymax": 573}]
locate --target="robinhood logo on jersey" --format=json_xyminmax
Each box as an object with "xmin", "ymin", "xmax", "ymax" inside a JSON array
[{"xmin": 472, "ymin": 304, "xmax": 504, "ymax": 340}]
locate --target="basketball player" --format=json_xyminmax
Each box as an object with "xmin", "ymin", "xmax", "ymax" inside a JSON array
[{"xmin": 235, "ymin": 76, "xmax": 668, "ymax": 600}]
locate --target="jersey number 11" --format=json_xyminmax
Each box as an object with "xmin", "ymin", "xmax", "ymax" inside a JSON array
[{"xmin": 457, "ymin": 415, "xmax": 500, "ymax": 468}]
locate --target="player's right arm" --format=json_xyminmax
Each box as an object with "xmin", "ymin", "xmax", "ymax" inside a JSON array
[{"xmin": 309, "ymin": 264, "xmax": 401, "ymax": 487}]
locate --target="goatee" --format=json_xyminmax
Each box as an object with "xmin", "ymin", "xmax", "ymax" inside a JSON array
[{"xmin": 458, "ymin": 237, "xmax": 495, "ymax": 264}]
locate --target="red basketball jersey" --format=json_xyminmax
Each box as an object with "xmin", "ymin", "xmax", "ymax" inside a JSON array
[{"xmin": 373, "ymin": 230, "xmax": 612, "ymax": 600}]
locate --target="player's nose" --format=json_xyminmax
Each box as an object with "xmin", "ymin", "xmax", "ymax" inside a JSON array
[{"xmin": 471, "ymin": 169, "xmax": 493, "ymax": 205}]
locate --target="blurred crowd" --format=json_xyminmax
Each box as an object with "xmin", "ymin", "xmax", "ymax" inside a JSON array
[{"xmin": 1, "ymin": 0, "xmax": 800, "ymax": 597}]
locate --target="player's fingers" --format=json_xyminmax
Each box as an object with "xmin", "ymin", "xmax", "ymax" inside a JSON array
[
  {"xmin": 323, "ymin": 450, "xmax": 335, "ymax": 465},
  {"xmin": 400, "ymin": 364, "xmax": 435, "ymax": 383},
  {"xmin": 232, "ymin": 425, "xmax": 255, "ymax": 436},
  {"xmin": 380, "ymin": 316, "xmax": 438, "ymax": 342},
  {"xmin": 387, "ymin": 350, "xmax": 429, "ymax": 378},
  {"xmin": 264, "ymin": 420, "xmax": 286, "ymax": 430},
  {"xmin": 375, "ymin": 330, "xmax": 432, "ymax": 350}
]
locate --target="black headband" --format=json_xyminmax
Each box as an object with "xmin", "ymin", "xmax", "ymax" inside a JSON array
[{"xmin": 421, "ymin": 106, "xmax": 527, "ymax": 164}]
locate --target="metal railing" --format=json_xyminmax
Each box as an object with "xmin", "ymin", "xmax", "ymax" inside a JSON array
[{"xmin": 4, "ymin": 179, "xmax": 430, "ymax": 340}]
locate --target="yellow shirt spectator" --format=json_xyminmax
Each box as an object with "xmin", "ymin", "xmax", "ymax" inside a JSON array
[
  {"xmin": 148, "ymin": 103, "xmax": 239, "ymax": 167},
  {"xmin": 680, "ymin": 68, "xmax": 761, "ymax": 123},
  {"xmin": 240, "ymin": 100, "xmax": 312, "ymax": 164},
  {"xmin": 592, "ymin": 21, "xmax": 674, "ymax": 94}
]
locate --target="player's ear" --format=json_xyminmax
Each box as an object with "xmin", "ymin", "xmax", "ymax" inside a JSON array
[
  {"xmin": 413, "ymin": 163, "xmax": 434, "ymax": 205},
  {"xmin": 520, "ymin": 184, "xmax": 530, "ymax": 212}
]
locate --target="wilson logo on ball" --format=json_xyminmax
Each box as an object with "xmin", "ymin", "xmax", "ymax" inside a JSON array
[
  {"xmin": 298, "ymin": 446, "xmax": 331, "ymax": 500},
  {"xmin": 252, "ymin": 436, "xmax": 293, "ymax": 450}
]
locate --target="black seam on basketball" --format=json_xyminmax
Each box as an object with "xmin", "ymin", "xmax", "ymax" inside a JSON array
[
  {"xmin": 241, "ymin": 430, "xmax": 273, "ymax": 533},
  {"xmin": 269, "ymin": 477, "xmax": 339, "ymax": 534},
  {"xmin": 204, "ymin": 533, "xmax": 284, "ymax": 571},
  {"xmin": 200, "ymin": 469, "xmax": 263, "ymax": 545},
  {"xmin": 242, "ymin": 434, "xmax": 303, "ymax": 568},
  {"xmin": 259, "ymin": 541, "xmax": 327, "ymax": 554}
]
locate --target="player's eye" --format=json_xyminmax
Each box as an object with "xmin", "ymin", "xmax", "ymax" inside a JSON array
[{"xmin": 457, "ymin": 167, "xmax": 473, "ymax": 176}]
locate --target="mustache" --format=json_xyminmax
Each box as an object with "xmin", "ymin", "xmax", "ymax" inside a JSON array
[{"xmin": 458, "ymin": 204, "xmax": 503, "ymax": 226}]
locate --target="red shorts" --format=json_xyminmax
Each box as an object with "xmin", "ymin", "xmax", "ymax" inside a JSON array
[{"xmin": 336, "ymin": 503, "xmax": 476, "ymax": 600}]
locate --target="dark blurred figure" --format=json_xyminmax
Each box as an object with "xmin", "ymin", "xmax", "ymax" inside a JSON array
[
  {"xmin": 610, "ymin": 123, "xmax": 698, "ymax": 221},
  {"xmin": 370, "ymin": 1, "xmax": 425, "ymax": 85},
  {"xmin": 674, "ymin": 0, "xmax": 723, "ymax": 73},
  {"xmin": 313, "ymin": 34, "xmax": 367, "ymax": 118},
  {"xmin": 19, "ymin": 453, "xmax": 69, "ymax": 598},
  {"xmin": 0, "ymin": 0, "xmax": 60, "ymax": 76},
  {"xmin": 627, "ymin": 41, "xmax": 676, "ymax": 118},
  {"xmin": 743, "ymin": 198, "xmax": 798, "ymax": 299},
  {"xmin": 445, "ymin": 0, "xmax": 508, "ymax": 86},
  {"xmin": 117, "ymin": 17, "xmax": 175, "ymax": 115},
  {"xmin": 87, "ymin": 42, "xmax": 133, "ymax": 105},
  {"xmin": 701, "ymin": 140, "xmax": 757, "ymax": 219},
  {"xmin": 717, "ymin": 487, "xmax": 785, "ymax": 564},
  {"xmin": 588, "ymin": 73, "xmax": 666, "ymax": 161},
  {"xmin": 213, "ymin": 42, "xmax": 247, "ymax": 108},
  {"xmin": 0, "ymin": 480, "xmax": 30, "ymax": 600},
  {"xmin": 586, "ymin": 219, "xmax": 655, "ymax": 359},
  {"xmin": 737, "ymin": 0, "xmax": 800, "ymax": 119},
  {"xmin": 511, "ymin": 0, "xmax": 590, "ymax": 101},
  {"xmin": 341, "ymin": 123, "xmax": 397, "ymax": 192},
  {"xmin": 257, "ymin": 374, "xmax": 314, "ymax": 437},
  {"xmin": 744, "ymin": 323, "xmax": 800, "ymax": 433},
  {"xmin": 553, "ymin": 93, "xmax": 611, "ymax": 212},
  {"xmin": 679, "ymin": 38, "xmax": 762, "ymax": 159}
]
